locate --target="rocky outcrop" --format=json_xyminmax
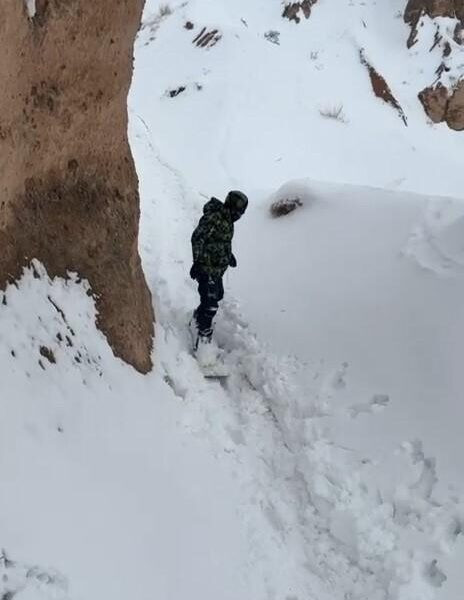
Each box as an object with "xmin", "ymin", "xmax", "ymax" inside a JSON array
[
  {"xmin": 447, "ymin": 80, "xmax": 464, "ymax": 127},
  {"xmin": 0, "ymin": 0, "xmax": 154, "ymax": 372},
  {"xmin": 423, "ymin": 80, "xmax": 464, "ymax": 129},
  {"xmin": 282, "ymin": 1, "xmax": 316, "ymax": 23},
  {"xmin": 454, "ymin": 21, "xmax": 464, "ymax": 43},
  {"xmin": 405, "ymin": 0, "xmax": 462, "ymax": 25},
  {"xmin": 404, "ymin": 0, "xmax": 464, "ymax": 130},
  {"xmin": 418, "ymin": 83, "xmax": 450, "ymax": 122},
  {"xmin": 405, "ymin": 0, "xmax": 464, "ymax": 46}
]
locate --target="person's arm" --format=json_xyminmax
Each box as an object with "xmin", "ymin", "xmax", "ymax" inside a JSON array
[{"xmin": 191, "ymin": 215, "xmax": 208, "ymax": 263}]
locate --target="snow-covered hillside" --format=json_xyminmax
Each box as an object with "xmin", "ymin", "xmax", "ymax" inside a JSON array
[
  {"xmin": 136, "ymin": 0, "xmax": 464, "ymax": 198},
  {"xmin": 1, "ymin": 1, "xmax": 464, "ymax": 600}
]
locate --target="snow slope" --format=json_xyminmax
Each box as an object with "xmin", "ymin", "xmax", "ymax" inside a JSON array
[
  {"xmin": 1, "ymin": 1, "xmax": 464, "ymax": 600},
  {"xmin": 132, "ymin": 0, "xmax": 464, "ymax": 596},
  {"xmin": 138, "ymin": 0, "xmax": 464, "ymax": 199},
  {"xmin": 131, "ymin": 116, "xmax": 464, "ymax": 599}
]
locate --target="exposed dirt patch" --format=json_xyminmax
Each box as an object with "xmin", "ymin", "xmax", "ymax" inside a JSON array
[
  {"xmin": 0, "ymin": 0, "xmax": 154, "ymax": 373},
  {"xmin": 360, "ymin": 51, "xmax": 408, "ymax": 125},
  {"xmin": 270, "ymin": 198, "xmax": 303, "ymax": 218}
]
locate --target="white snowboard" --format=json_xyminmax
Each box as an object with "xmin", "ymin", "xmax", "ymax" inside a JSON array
[
  {"xmin": 199, "ymin": 361, "xmax": 230, "ymax": 379},
  {"xmin": 189, "ymin": 317, "xmax": 229, "ymax": 378}
]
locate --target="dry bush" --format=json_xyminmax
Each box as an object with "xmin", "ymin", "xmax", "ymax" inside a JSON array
[
  {"xmin": 158, "ymin": 4, "xmax": 172, "ymax": 17},
  {"xmin": 319, "ymin": 104, "xmax": 347, "ymax": 123},
  {"xmin": 141, "ymin": 3, "xmax": 172, "ymax": 35},
  {"xmin": 264, "ymin": 30, "xmax": 281, "ymax": 45}
]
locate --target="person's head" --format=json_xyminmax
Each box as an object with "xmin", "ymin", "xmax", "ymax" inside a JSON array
[{"xmin": 224, "ymin": 190, "xmax": 248, "ymax": 221}]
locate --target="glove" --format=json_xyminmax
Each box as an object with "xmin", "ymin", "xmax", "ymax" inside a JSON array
[
  {"xmin": 190, "ymin": 263, "xmax": 200, "ymax": 280},
  {"xmin": 229, "ymin": 254, "xmax": 237, "ymax": 268}
]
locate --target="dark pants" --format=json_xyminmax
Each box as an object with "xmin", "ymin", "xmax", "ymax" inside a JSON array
[{"xmin": 194, "ymin": 271, "xmax": 224, "ymax": 339}]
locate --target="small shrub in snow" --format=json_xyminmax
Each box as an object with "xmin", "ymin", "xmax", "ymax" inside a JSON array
[
  {"xmin": 141, "ymin": 2, "xmax": 172, "ymax": 39},
  {"xmin": 310, "ymin": 50, "xmax": 319, "ymax": 60},
  {"xmin": 39, "ymin": 345, "xmax": 56, "ymax": 365},
  {"xmin": 264, "ymin": 30, "xmax": 281, "ymax": 45},
  {"xmin": 158, "ymin": 4, "xmax": 172, "ymax": 18},
  {"xmin": 270, "ymin": 197, "xmax": 303, "ymax": 218},
  {"xmin": 167, "ymin": 85, "xmax": 186, "ymax": 98},
  {"xmin": 319, "ymin": 104, "xmax": 347, "ymax": 123}
]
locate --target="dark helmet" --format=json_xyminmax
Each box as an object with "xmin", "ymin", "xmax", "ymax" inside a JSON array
[{"xmin": 224, "ymin": 190, "xmax": 248, "ymax": 221}]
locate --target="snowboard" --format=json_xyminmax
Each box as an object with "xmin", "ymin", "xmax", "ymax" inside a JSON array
[
  {"xmin": 198, "ymin": 361, "xmax": 230, "ymax": 379},
  {"xmin": 188, "ymin": 316, "xmax": 229, "ymax": 379}
]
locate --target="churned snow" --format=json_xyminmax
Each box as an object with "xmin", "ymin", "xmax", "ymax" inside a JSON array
[{"xmin": 1, "ymin": 1, "xmax": 464, "ymax": 600}]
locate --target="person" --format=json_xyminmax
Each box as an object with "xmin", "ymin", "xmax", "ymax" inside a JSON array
[{"xmin": 189, "ymin": 190, "xmax": 248, "ymax": 351}]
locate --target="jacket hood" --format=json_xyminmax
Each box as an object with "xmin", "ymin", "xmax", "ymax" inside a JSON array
[{"xmin": 203, "ymin": 197, "xmax": 225, "ymax": 215}]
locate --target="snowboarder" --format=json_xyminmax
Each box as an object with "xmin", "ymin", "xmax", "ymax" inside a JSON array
[{"xmin": 189, "ymin": 190, "xmax": 248, "ymax": 354}]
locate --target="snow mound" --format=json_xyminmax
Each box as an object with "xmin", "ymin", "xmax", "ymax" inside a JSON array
[{"xmin": 270, "ymin": 179, "xmax": 317, "ymax": 215}]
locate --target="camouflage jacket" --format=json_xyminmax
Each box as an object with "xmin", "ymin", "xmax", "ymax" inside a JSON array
[{"xmin": 191, "ymin": 198, "xmax": 234, "ymax": 277}]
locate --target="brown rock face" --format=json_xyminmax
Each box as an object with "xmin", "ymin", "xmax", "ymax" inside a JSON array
[
  {"xmin": 454, "ymin": 21, "xmax": 464, "ymax": 43},
  {"xmin": 418, "ymin": 84, "xmax": 450, "ymax": 122},
  {"xmin": 404, "ymin": 0, "xmax": 464, "ymax": 46},
  {"xmin": 282, "ymin": 1, "xmax": 316, "ymax": 23},
  {"xmin": 359, "ymin": 51, "xmax": 408, "ymax": 125},
  {"xmin": 404, "ymin": 0, "xmax": 464, "ymax": 130},
  {"xmin": 0, "ymin": 0, "xmax": 155, "ymax": 373},
  {"xmin": 419, "ymin": 82, "xmax": 464, "ymax": 130},
  {"xmin": 446, "ymin": 80, "xmax": 464, "ymax": 129},
  {"xmin": 405, "ymin": 0, "xmax": 464, "ymax": 23}
]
